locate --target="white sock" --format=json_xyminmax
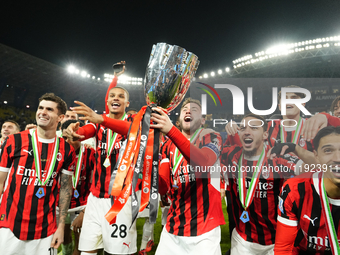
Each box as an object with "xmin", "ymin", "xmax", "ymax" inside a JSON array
[{"xmin": 140, "ymin": 218, "xmax": 153, "ymax": 250}]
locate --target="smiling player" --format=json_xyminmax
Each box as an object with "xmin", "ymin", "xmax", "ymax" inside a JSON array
[{"xmin": 275, "ymin": 126, "xmax": 340, "ymax": 255}]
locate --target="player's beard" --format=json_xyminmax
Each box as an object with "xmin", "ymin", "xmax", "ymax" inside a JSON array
[
  {"xmin": 179, "ymin": 118, "xmax": 201, "ymax": 134},
  {"xmin": 244, "ymin": 148, "xmax": 257, "ymax": 157}
]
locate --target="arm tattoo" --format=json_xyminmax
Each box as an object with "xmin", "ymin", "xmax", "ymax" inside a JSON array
[{"xmin": 58, "ymin": 173, "xmax": 72, "ymax": 225}]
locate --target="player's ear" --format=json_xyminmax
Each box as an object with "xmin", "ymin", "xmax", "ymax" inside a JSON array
[
  {"xmin": 126, "ymin": 101, "xmax": 130, "ymax": 108},
  {"xmin": 201, "ymin": 117, "xmax": 205, "ymax": 126},
  {"xmin": 263, "ymin": 130, "xmax": 269, "ymax": 141},
  {"xmin": 58, "ymin": 114, "xmax": 65, "ymax": 123},
  {"xmin": 314, "ymin": 150, "xmax": 320, "ymax": 163}
]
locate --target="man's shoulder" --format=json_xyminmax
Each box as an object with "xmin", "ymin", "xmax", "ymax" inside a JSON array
[{"xmin": 284, "ymin": 172, "xmax": 314, "ymax": 191}]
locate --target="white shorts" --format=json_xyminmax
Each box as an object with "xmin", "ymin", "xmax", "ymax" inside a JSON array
[
  {"xmin": 230, "ymin": 228, "xmax": 274, "ymax": 255},
  {"xmin": 78, "ymin": 193, "xmax": 137, "ymax": 254},
  {"xmin": 0, "ymin": 228, "xmax": 57, "ymax": 255},
  {"xmin": 155, "ymin": 226, "xmax": 221, "ymax": 255}
]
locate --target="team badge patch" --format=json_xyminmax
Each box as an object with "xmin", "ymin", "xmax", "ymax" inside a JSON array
[
  {"xmin": 262, "ymin": 167, "xmax": 270, "ymax": 179},
  {"xmin": 36, "ymin": 187, "xmax": 45, "ymax": 198},
  {"xmin": 279, "ymin": 197, "xmax": 284, "ymax": 214},
  {"xmin": 0, "ymin": 214, "xmax": 5, "ymax": 221},
  {"xmin": 299, "ymin": 138, "xmax": 306, "ymax": 147},
  {"xmin": 57, "ymin": 152, "xmax": 62, "ymax": 161}
]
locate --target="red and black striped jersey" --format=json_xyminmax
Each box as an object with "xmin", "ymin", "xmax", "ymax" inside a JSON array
[
  {"xmin": 90, "ymin": 114, "xmax": 133, "ymax": 198},
  {"xmin": 220, "ymin": 144, "xmax": 301, "ymax": 245},
  {"xmin": 0, "ymin": 129, "xmax": 76, "ymax": 240},
  {"xmin": 160, "ymin": 131, "xmax": 225, "ymax": 237},
  {"xmin": 278, "ymin": 172, "xmax": 340, "ymax": 254},
  {"xmin": 70, "ymin": 147, "xmax": 95, "ymax": 209},
  {"xmin": 267, "ymin": 119, "xmax": 313, "ymax": 151}
]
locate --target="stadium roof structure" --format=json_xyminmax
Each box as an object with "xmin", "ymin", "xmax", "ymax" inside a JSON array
[
  {"xmin": 0, "ymin": 43, "xmax": 145, "ymax": 112},
  {"xmin": 189, "ymin": 36, "xmax": 340, "ymax": 117},
  {"xmin": 198, "ymin": 35, "xmax": 340, "ymax": 79},
  {"xmin": 1, "ymin": 34, "xmax": 340, "ymax": 118}
]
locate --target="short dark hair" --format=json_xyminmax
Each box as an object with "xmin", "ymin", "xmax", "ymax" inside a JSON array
[
  {"xmin": 3, "ymin": 120, "xmax": 20, "ymax": 131},
  {"xmin": 313, "ymin": 126, "xmax": 340, "ymax": 150},
  {"xmin": 330, "ymin": 96, "xmax": 340, "ymax": 113},
  {"xmin": 278, "ymin": 85, "xmax": 306, "ymax": 102},
  {"xmin": 39, "ymin": 93, "xmax": 67, "ymax": 115},
  {"xmin": 61, "ymin": 119, "xmax": 84, "ymax": 131},
  {"xmin": 110, "ymin": 86, "xmax": 130, "ymax": 101},
  {"xmin": 180, "ymin": 98, "xmax": 201, "ymax": 111},
  {"xmin": 242, "ymin": 113, "xmax": 268, "ymax": 131}
]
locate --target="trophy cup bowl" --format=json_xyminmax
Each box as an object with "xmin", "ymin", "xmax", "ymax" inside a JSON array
[{"xmin": 144, "ymin": 43, "xmax": 199, "ymax": 112}]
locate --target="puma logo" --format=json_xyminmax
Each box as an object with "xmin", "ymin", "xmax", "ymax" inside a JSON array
[
  {"xmin": 272, "ymin": 138, "xmax": 280, "ymax": 143},
  {"xmin": 23, "ymin": 149, "xmax": 33, "ymax": 156},
  {"xmin": 123, "ymin": 242, "xmax": 130, "ymax": 248},
  {"xmin": 303, "ymin": 215, "xmax": 318, "ymax": 226}
]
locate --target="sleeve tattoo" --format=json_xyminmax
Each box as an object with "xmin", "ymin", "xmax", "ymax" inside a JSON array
[{"xmin": 58, "ymin": 173, "xmax": 72, "ymax": 225}]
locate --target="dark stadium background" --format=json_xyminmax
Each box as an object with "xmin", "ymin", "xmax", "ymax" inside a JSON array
[{"xmin": 1, "ymin": 0, "xmax": 340, "ymax": 254}]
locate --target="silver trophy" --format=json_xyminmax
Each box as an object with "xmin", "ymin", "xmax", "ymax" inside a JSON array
[{"xmin": 144, "ymin": 43, "xmax": 199, "ymax": 112}]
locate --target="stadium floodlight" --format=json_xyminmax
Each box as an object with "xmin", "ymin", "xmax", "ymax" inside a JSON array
[
  {"xmin": 92, "ymin": 76, "xmax": 95, "ymax": 79},
  {"xmin": 203, "ymin": 73, "xmax": 208, "ymax": 78},
  {"xmin": 75, "ymin": 69, "xmax": 80, "ymax": 74},
  {"xmin": 199, "ymin": 76, "xmax": 202, "ymax": 79},
  {"xmin": 67, "ymin": 65, "xmax": 76, "ymax": 74},
  {"xmin": 218, "ymin": 69, "xmax": 222, "ymax": 74},
  {"xmin": 210, "ymin": 72, "xmax": 215, "ymax": 77},
  {"xmin": 95, "ymin": 110, "xmax": 97, "ymax": 113},
  {"xmin": 87, "ymin": 74, "xmax": 90, "ymax": 78},
  {"xmin": 97, "ymin": 78, "xmax": 100, "ymax": 80},
  {"xmin": 26, "ymin": 105, "xmax": 30, "ymax": 108},
  {"xmin": 226, "ymin": 67, "xmax": 230, "ymax": 72},
  {"xmin": 81, "ymin": 71, "xmax": 87, "ymax": 77},
  {"xmin": 4, "ymin": 101, "xmax": 7, "ymax": 104}
]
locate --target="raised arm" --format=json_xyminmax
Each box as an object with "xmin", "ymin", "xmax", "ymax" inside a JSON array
[{"xmin": 150, "ymin": 107, "xmax": 220, "ymax": 167}]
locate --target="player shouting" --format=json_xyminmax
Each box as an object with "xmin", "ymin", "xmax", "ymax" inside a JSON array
[{"xmin": 221, "ymin": 114, "xmax": 303, "ymax": 255}]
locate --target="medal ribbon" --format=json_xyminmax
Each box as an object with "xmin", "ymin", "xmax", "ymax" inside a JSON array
[
  {"xmin": 105, "ymin": 113, "xmax": 127, "ymax": 165},
  {"xmin": 149, "ymin": 128, "xmax": 160, "ymax": 223},
  {"xmin": 140, "ymin": 129, "xmax": 154, "ymax": 212},
  {"xmin": 130, "ymin": 107, "xmax": 152, "ymax": 226},
  {"xmin": 238, "ymin": 146, "xmax": 266, "ymax": 210},
  {"xmin": 110, "ymin": 109, "xmax": 145, "ymax": 196},
  {"xmin": 280, "ymin": 117, "xmax": 303, "ymax": 144},
  {"xmin": 72, "ymin": 144, "xmax": 84, "ymax": 189},
  {"xmin": 105, "ymin": 123, "xmax": 142, "ymax": 224},
  {"xmin": 318, "ymin": 172, "xmax": 340, "ymax": 255},
  {"xmin": 31, "ymin": 130, "xmax": 59, "ymax": 186},
  {"xmin": 105, "ymin": 149, "xmax": 136, "ymax": 225},
  {"xmin": 172, "ymin": 128, "xmax": 203, "ymax": 176}
]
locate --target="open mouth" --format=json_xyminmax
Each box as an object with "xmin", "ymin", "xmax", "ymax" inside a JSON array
[
  {"xmin": 243, "ymin": 138, "xmax": 253, "ymax": 148},
  {"xmin": 111, "ymin": 102, "xmax": 121, "ymax": 109},
  {"xmin": 331, "ymin": 165, "xmax": 340, "ymax": 177},
  {"xmin": 184, "ymin": 116, "xmax": 192, "ymax": 122},
  {"xmin": 38, "ymin": 116, "xmax": 49, "ymax": 122}
]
